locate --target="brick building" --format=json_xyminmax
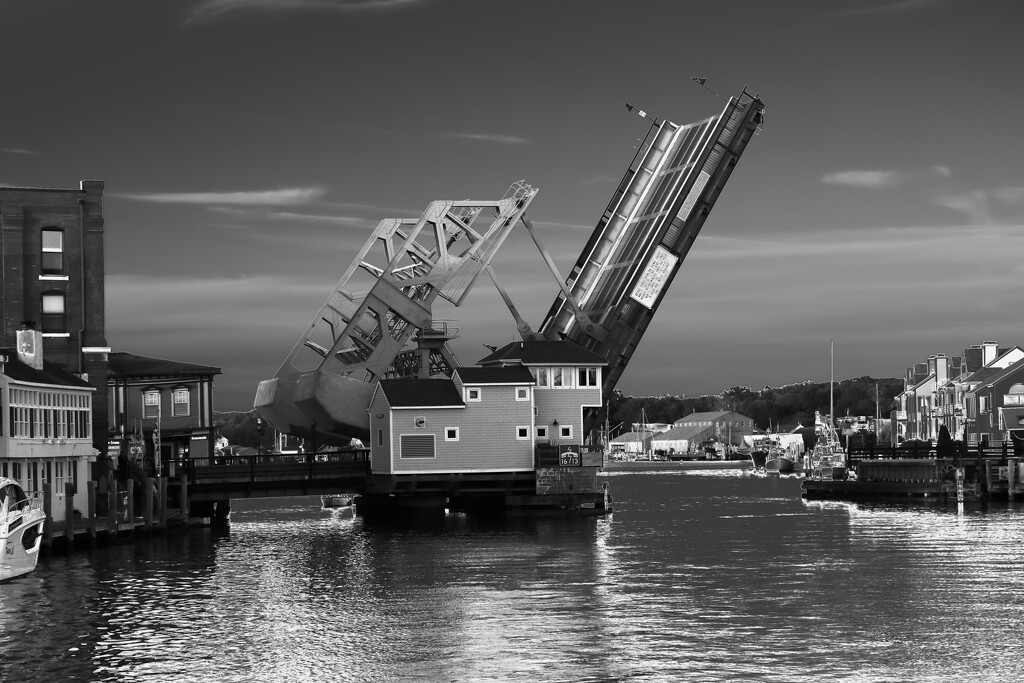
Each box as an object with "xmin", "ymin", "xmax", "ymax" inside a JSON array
[
  {"xmin": 107, "ymin": 352, "xmax": 222, "ymax": 472},
  {"xmin": 0, "ymin": 181, "xmax": 109, "ymax": 450}
]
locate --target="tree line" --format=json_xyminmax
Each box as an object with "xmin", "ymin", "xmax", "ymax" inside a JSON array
[
  {"xmin": 605, "ymin": 376, "xmax": 904, "ymax": 434},
  {"xmin": 217, "ymin": 375, "xmax": 905, "ymax": 447}
]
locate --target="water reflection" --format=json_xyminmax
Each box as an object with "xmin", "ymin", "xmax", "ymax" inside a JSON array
[{"xmin": 3, "ymin": 475, "xmax": 1023, "ymax": 681}]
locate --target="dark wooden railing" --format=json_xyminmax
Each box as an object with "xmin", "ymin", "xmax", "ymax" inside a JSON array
[
  {"xmin": 847, "ymin": 441, "xmax": 1021, "ymax": 467},
  {"xmin": 166, "ymin": 449, "xmax": 371, "ymax": 485}
]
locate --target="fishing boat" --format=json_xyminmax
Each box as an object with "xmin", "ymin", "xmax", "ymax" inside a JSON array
[
  {"xmin": 807, "ymin": 340, "xmax": 849, "ymax": 480},
  {"xmin": 749, "ymin": 435, "xmax": 774, "ymax": 469},
  {"xmin": 1, "ymin": 478, "xmax": 46, "ymax": 582},
  {"xmin": 764, "ymin": 447, "xmax": 796, "ymax": 473}
]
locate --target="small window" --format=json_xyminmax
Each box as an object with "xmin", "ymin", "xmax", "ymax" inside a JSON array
[
  {"xmin": 466, "ymin": 388, "xmax": 481, "ymax": 402},
  {"xmin": 445, "ymin": 427, "xmax": 459, "ymax": 441},
  {"xmin": 536, "ymin": 426, "xmax": 548, "ymax": 439},
  {"xmin": 41, "ymin": 228, "xmax": 64, "ymax": 275},
  {"xmin": 172, "ymin": 388, "xmax": 190, "ymax": 417},
  {"xmin": 552, "ymin": 368, "xmax": 564, "ymax": 387},
  {"xmin": 578, "ymin": 367, "xmax": 598, "ymax": 387},
  {"xmin": 535, "ymin": 367, "xmax": 549, "ymax": 388},
  {"xmin": 143, "ymin": 390, "xmax": 160, "ymax": 419},
  {"xmin": 41, "ymin": 292, "xmax": 66, "ymax": 333},
  {"xmin": 516, "ymin": 426, "xmax": 530, "ymax": 440},
  {"xmin": 377, "ymin": 429, "xmax": 383, "ymax": 446},
  {"xmin": 516, "ymin": 387, "xmax": 529, "ymax": 401},
  {"xmin": 560, "ymin": 425, "xmax": 573, "ymax": 439}
]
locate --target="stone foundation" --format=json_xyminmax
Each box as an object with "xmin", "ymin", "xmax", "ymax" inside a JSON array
[{"xmin": 535, "ymin": 466, "xmax": 599, "ymax": 495}]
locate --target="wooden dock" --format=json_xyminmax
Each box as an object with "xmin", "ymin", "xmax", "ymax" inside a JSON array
[{"xmin": 803, "ymin": 441, "xmax": 1023, "ymax": 501}]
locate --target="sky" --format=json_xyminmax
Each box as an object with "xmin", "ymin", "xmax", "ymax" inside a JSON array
[{"xmin": 3, "ymin": 0, "xmax": 1023, "ymax": 411}]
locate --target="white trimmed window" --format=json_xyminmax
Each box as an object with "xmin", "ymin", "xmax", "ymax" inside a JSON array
[
  {"xmin": 560, "ymin": 425, "xmax": 573, "ymax": 439},
  {"xmin": 578, "ymin": 367, "xmax": 598, "ymax": 387},
  {"xmin": 41, "ymin": 228, "xmax": 64, "ymax": 275},
  {"xmin": 445, "ymin": 427, "xmax": 459, "ymax": 441},
  {"xmin": 516, "ymin": 387, "xmax": 530, "ymax": 401},
  {"xmin": 534, "ymin": 367, "xmax": 549, "ymax": 388},
  {"xmin": 466, "ymin": 387, "xmax": 481, "ymax": 402},
  {"xmin": 41, "ymin": 292, "xmax": 66, "ymax": 333},
  {"xmin": 143, "ymin": 390, "xmax": 160, "ymax": 419},
  {"xmin": 516, "ymin": 426, "xmax": 530, "ymax": 440},
  {"xmin": 552, "ymin": 367, "xmax": 564, "ymax": 387},
  {"xmin": 536, "ymin": 426, "xmax": 548, "ymax": 439},
  {"xmin": 172, "ymin": 387, "xmax": 190, "ymax": 417}
]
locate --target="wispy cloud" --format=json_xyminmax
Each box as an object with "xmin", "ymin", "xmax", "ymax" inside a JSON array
[
  {"xmin": 821, "ymin": 165, "xmax": 950, "ymax": 189},
  {"xmin": 437, "ymin": 132, "xmax": 530, "ymax": 146},
  {"xmin": 186, "ymin": 0, "xmax": 427, "ymax": 23},
  {"xmin": 113, "ymin": 187, "xmax": 327, "ymax": 206},
  {"xmin": 932, "ymin": 186, "xmax": 1024, "ymax": 225},
  {"xmin": 821, "ymin": 170, "xmax": 902, "ymax": 189},
  {"xmin": 1, "ymin": 147, "xmax": 39, "ymax": 156}
]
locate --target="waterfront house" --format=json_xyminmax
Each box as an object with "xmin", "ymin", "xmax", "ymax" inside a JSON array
[
  {"xmin": 367, "ymin": 366, "xmax": 535, "ymax": 474},
  {"xmin": 671, "ymin": 411, "xmax": 755, "ymax": 448},
  {"xmin": 106, "ymin": 352, "xmax": 222, "ymax": 474},
  {"xmin": 1, "ymin": 327, "xmax": 96, "ymax": 523},
  {"xmin": 895, "ymin": 342, "xmax": 1024, "ymax": 443},
  {"xmin": 368, "ymin": 340, "xmax": 607, "ymax": 474},
  {"xmin": 477, "ymin": 340, "xmax": 607, "ymax": 449},
  {"xmin": 609, "ymin": 429, "xmax": 658, "ymax": 456}
]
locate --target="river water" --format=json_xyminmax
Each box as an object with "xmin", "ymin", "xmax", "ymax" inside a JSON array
[{"xmin": 2, "ymin": 470, "xmax": 1023, "ymax": 682}]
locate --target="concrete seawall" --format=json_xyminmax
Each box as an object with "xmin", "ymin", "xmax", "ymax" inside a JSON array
[{"xmin": 602, "ymin": 460, "xmax": 752, "ymax": 473}]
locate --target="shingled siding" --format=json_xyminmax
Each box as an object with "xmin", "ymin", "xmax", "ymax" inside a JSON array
[
  {"xmin": 534, "ymin": 386, "xmax": 601, "ymax": 445},
  {"xmin": 367, "ymin": 389, "xmax": 392, "ymax": 472},
  {"xmin": 388, "ymin": 387, "xmax": 533, "ymax": 475}
]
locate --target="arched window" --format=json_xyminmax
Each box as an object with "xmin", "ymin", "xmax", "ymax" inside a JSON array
[
  {"xmin": 41, "ymin": 291, "xmax": 66, "ymax": 333},
  {"xmin": 41, "ymin": 228, "xmax": 64, "ymax": 275}
]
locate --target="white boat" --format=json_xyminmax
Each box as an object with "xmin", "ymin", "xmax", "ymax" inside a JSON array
[
  {"xmin": 1, "ymin": 477, "xmax": 46, "ymax": 582},
  {"xmin": 321, "ymin": 494, "xmax": 354, "ymax": 508}
]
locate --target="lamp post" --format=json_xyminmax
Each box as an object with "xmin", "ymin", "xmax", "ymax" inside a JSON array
[{"xmin": 257, "ymin": 417, "xmax": 263, "ymax": 461}]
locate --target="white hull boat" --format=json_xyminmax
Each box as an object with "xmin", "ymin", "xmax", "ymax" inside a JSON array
[{"xmin": 1, "ymin": 477, "xmax": 46, "ymax": 582}]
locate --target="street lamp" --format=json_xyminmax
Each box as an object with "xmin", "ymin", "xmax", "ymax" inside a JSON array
[{"xmin": 257, "ymin": 417, "xmax": 263, "ymax": 459}]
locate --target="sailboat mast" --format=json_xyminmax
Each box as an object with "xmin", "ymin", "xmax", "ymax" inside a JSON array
[{"xmin": 830, "ymin": 339, "xmax": 834, "ymax": 431}]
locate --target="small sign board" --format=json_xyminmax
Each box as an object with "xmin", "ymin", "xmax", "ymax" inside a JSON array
[
  {"xmin": 630, "ymin": 245, "xmax": 678, "ymax": 309},
  {"xmin": 558, "ymin": 444, "xmax": 581, "ymax": 467}
]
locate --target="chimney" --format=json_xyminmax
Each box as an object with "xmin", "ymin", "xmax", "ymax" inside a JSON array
[
  {"xmin": 934, "ymin": 354, "xmax": 948, "ymax": 384},
  {"xmin": 16, "ymin": 321, "xmax": 43, "ymax": 370},
  {"xmin": 982, "ymin": 341, "xmax": 999, "ymax": 366}
]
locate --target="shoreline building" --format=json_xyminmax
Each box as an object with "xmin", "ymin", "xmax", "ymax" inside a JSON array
[
  {"xmin": 0, "ymin": 181, "xmax": 110, "ymax": 451},
  {"xmin": 106, "ymin": 353, "xmax": 222, "ymax": 474},
  {"xmin": 1, "ymin": 326, "xmax": 96, "ymax": 523}
]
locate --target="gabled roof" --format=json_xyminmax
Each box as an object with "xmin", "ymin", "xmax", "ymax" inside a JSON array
[
  {"xmin": 108, "ymin": 352, "xmax": 221, "ymax": 379},
  {"xmin": 674, "ymin": 411, "xmax": 740, "ymax": 423},
  {"xmin": 964, "ymin": 358, "xmax": 1024, "ymax": 391},
  {"xmin": 652, "ymin": 424, "xmax": 707, "ymax": 441},
  {"xmin": 609, "ymin": 430, "xmax": 655, "ymax": 444},
  {"xmin": 1, "ymin": 357, "xmax": 92, "ymax": 388},
  {"xmin": 454, "ymin": 366, "xmax": 535, "ymax": 385},
  {"xmin": 477, "ymin": 340, "xmax": 607, "ymax": 366},
  {"xmin": 377, "ymin": 378, "xmax": 465, "ymax": 408}
]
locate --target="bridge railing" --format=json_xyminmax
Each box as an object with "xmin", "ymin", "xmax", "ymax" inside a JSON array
[
  {"xmin": 169, "ymin": 449, "xmax": 371, "ymax": 484},
  {"xmin": 847, "ymin": 441, "xmax": 1021, "ymax": 466}
]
